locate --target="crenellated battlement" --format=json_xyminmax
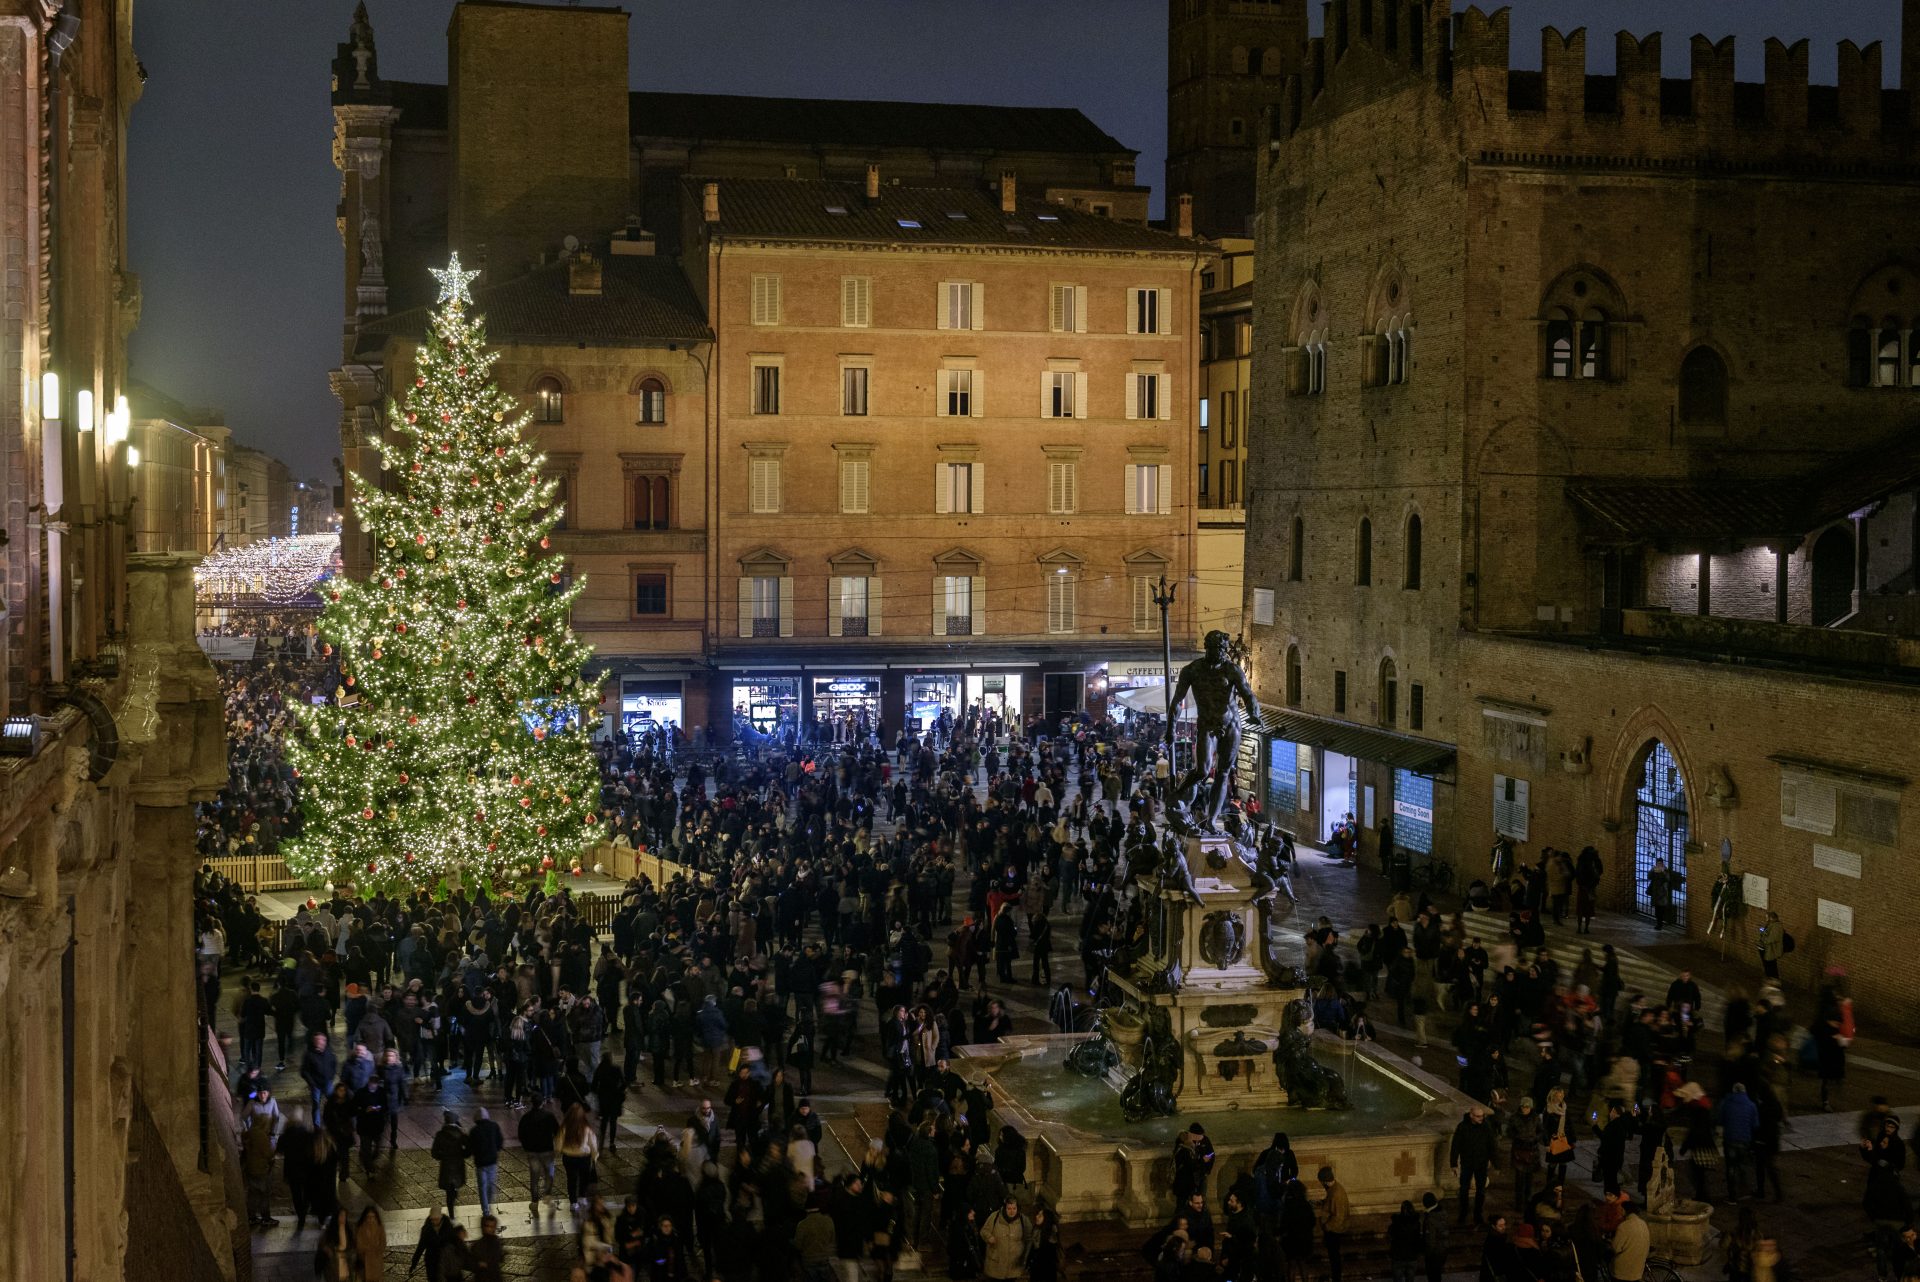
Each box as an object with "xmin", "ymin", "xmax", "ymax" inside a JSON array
[{"xmin": 1269, "ymin": 2, "xmax": 1920, "ymax": 171}]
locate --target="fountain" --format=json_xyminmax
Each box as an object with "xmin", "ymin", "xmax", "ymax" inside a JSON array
[
  {"xmin": 959, "ymin": 831, "xmax": 1474, "ymax": 1221},
  {"xmin": 951, "ymin": 633, "xmax": 1477, "ymax": 1223}
]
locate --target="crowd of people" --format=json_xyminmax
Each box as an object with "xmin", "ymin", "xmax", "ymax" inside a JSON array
[{"xmin": 186, "ymin": 629, "xmax": 1892, "ymax": 1282}]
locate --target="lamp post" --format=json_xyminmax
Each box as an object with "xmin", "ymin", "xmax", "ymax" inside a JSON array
[{"xmin": 1153, "ymin": 574, "xmax": 1177, "ymax": 765}]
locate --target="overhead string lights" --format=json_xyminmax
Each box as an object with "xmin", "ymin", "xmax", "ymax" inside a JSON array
[{"xmin": 195, "ymin": 534, "xmax": 342, "ymax": 605}]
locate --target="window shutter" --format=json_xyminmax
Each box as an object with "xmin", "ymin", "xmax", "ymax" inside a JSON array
[
  {"xmin": 841, "ymin": 460, "xmax": 869, "ymax": 514},
  {"xmin": 971, "ymin": 576, "xmax": 986, "ymax": 634},
  {"xmin": 841, "ymin": 276, "xmax": 871, "ymax": 328},
  {"xmin": 1048, "ymin": 462, "xmax": 1065, "ymax": 514},
  {"xmin": 766, "ymin": 459, "xmax": 781, "ymax": 512},
  {"xmin": 1159, "ymin": 375, "xmax": 1174, "ymax": 420},
  {"xmin": 937, "ymin": 282, "xmax": 952, "ymax": 330},
  {"xmin": 1132, "ymin": 577, "xmax": 1151, "ymax": 632},
  {"xmin": 935, "ymin": 465, "xmax": 951, "ymax": 514},
  {"xmin": 1125, "ymin": 463, "xmax": 1141, "ymax": 514},
  {"xmin": 1075, "ymin": 371, "xmax": 1089, "ymax": 418},
  {"xmin": 971, "ymin": 462, "xmax": 984, "ymax": 514},
  {"xmin": 778, "ymin": 576, "xmax": 794, "ymax": 637},
  {"xmin": 1062, "ymin": 461, "xmax": 1076, "ymax": 513},
  {"xmin": 1158, "ymin": 464, "xmax": 1174, "ymax": 514},
  {"xmin": 1049, "ymin": 285, "xmax": 1066, "ymax": 333},
  {"xmin": 751, "ymin": 274, "xmax": 780, "ymax": 325},
  {"xmin": 869, "ymin": 576, "xmax": 883, "ymax": 637},
  {"xmin": 1127, "ymin": 289, "xmax": 1140, "ymax": 335},
  {"xmin": 1039, "ymin": 371, "xmax": 1053, "ymax": 418},
  {"xmin": 1156, "ymin": 288, "xmax": 1172, "ymax": 335},
  {"xmin": 970, "ymin": 282, "xmax": 985, "ymax": 331},
  {"xmin": 935, "ymin": 371, "xmax": 950, "ymax": 418},
  {"xmin": 828, "ymin": 578, "xmax": 844, "ymax": 637},
  {"xmin": 932, "ymin": 579, "xmax": 946, "ymax": 636},
  {"xmin": 1125, "ymin": 372, "xmax": 1139, "ymax": 420},
  {"xmin": 1075, "ymin": 286, "xmax": 1089, "ymax": 333},
  {"xmin": 970, "ymin": 368, "xmax": 984, "ymax": 417},
  {"xmin": 737, "ymin": 577, "xmax": 753, "ymax": 638}
]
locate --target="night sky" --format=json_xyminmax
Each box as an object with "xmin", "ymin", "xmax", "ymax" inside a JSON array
[{"xmin": 128, "ymin": 0, "xmax": 1896, "ymax": 478}]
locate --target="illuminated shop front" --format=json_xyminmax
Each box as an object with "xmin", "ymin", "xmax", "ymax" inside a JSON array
[
  {"xmin": 906, "ymin": 674, "xmax": 964, "ymax": 730},
  {"xmin": 619, "ymin": 678, "xmax": 684, "ymax": 739},
  {"xmin": 732, "ymin": 675, "xmax": 800, "ymax": 737}
]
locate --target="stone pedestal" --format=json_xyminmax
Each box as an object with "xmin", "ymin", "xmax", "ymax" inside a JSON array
[
  {"xmin": 1646, "ymin": 1204, "xmax": 1716, "ymax": 1267},
  {"xmin": 1107, "ymin": 834, "xmax": 1304, "ymax": 1112}
]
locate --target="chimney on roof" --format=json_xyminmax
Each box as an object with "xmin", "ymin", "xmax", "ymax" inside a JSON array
[
  {"xmin": 1177, "ymin": 194, "xmax": 1194, "ymax": 239},
  {"xmin": 865, "ymin": 164, "xmax": 881, "ymax": 202},
  {"xmin": 568, "ymin": 250, "xmax": 603, "ymax": 296},
  {"xmin": 1906, "ymin": 0, "xmax": 1920, "ymax": 94},
  {"xmin": 703, "ymin": 182, "xmax": 720, "ymax": 224},
  {"xmin": 999, "ymin": 170, "xmax": 1017, "ymax": 213}
]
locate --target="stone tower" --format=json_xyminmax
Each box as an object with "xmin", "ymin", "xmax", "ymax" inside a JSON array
[{"xmin": 1166, "ymin": 0, "xmax": 1306, "ymax": 238}]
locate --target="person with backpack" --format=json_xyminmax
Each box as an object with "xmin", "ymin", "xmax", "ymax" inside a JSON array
[{"xmin": 1387, "ymin": 1200, "xmax": 1424, "ymax": 1282}]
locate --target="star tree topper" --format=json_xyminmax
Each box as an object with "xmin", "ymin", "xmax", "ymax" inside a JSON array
[{"xmin": 431, "ymin": 251, "xmax": 480, "ymax": 306}]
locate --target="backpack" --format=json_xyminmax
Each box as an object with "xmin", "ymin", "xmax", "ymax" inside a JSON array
[{"xmin": 1782, "ymin": 931, "xmax": 1797, "ymax": 955}]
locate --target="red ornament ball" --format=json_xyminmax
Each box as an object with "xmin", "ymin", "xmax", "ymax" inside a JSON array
[
  {"xmin": 519, "ymin": 797, "xmax": 532, "ymax": 808},
  {"xmin": 540, "ymin": 537, "xmax": 550, "ymax": 549},
  {"xmin": 361, "ymin": 807, "xmax": 374, "ymax": 820},
  {"xmin": 406, "ymin": 413, "xmax": 417, "ymax": 424},
  {"xmin": 440, "ymin": 442, "xmax": 451, "ymax": 452},
  {"xmin": 457, "ymin": 600, "xmax": 468, "ymax": 610},
  {"xmin": 494, "ymin": 502, "xmax": 505, "ymax": 513},
  {"xmin": 411, "ymin": 463, "xmax": 422, "ymax": 473},
  {"xmin": 533, "ymin": 726, "xmax": 548, "ymax": 741},
  {"xmin": 550, "ymin": 573, "xmax": 561, "ymax": 583},
  {"xmin": 495, "ymin": 447, "xmax": 505, "ymax": 457},
  {"xmin": 415, "ymin": 376, "xmax": 426, "ymax": 387},
  {"xmin": 466, "ymin": 694, "xmax": 477, "ymax": 704},
  {"xmin": 398, "ymin": 772, "xmax": 409, "ymax": 784},
  {"xmin": 322, "ymin": 643, "xmax": 334, "ymax": 656},
  {"xmin": 345, "ymin": 735, "xmax": 357, "ymax": 747},
  {"xmin": 439, "ymin": 412, "xmax": 451, "ymax": 422},
  {"xmin": 415, "ymin": 533, "xmax": 427, "ymax": 545},
  {"xmin": 405, "ymin": 852, "xmax": 416, "ymax": 863},
  {"xmin": 432, "ymin": 506, "xmax": 442, "ymax": 516},
  {"xmin": 458, "ymin": 366, "xmax": 468, "ymax": 376},
  {"xmin": 395, "ymin": 622, "xmax": 407, "ymax": 634},
  {"xmin": 407, "ymin": 714, "xmax": 420, "ymax": 725},
  {"xmin": 367, "ymin": 861, "xmax": 377, "ymax": 874},
  {"xmin": 537, "ymin": 825, "xmax": 547, "ymax": 836},
  {"xmin": 541, "ymin": 855, "xmax": 555, "ymax": 870}
]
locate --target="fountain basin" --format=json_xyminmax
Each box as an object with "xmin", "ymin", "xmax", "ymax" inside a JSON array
[{"xmin": 962, "ymin": 1033, "xmax": 1477, "ymax": 1224}]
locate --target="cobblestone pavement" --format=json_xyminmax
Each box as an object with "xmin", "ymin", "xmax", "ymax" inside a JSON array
[{"xmin": 228, "ymin": 770, "xmax": 1920, "ymax": 1281}]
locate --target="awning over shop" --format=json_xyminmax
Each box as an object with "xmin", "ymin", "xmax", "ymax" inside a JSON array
[{"xmin": 1257, "ymin": 708, "xmax": 1455, "ymax": 777}]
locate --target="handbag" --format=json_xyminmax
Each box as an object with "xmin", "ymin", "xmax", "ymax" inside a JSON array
[{"xmin": 1548, "ymin": 1133, "xmax": 1575, "ymax": 1159}]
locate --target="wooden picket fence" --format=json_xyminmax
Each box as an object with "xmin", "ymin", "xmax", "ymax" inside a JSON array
[{"xmin": 204, "ymin": 851, "xmax": 309, "ymax": 893}]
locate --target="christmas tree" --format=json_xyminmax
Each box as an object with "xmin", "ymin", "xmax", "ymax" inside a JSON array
[{"xmin": 288, "ymin": 254, "xmax": 603, "ymax": 889}]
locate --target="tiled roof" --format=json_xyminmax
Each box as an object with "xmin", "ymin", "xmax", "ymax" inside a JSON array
[
  {"xmin": 364, "ymin": 254, "xmax": 711, "ymax": 348},
  {"xmin": 1566, "ymin": 428, "xmax": 1920, "ymax": 546},
  {"xmin": 380, "ymin": 79, "xmax": 1128, "ymax": 158},
  {"xmin": 378, "ymin": 81, "xmax": 1131, "ymax": 157},
  {"xmin": 694, "ymin": 177, "xmax": 1195, "ymax": 253},
  {"xmin": 628, "ymin": 91, "xmax": 1131, "ymax": 156}
]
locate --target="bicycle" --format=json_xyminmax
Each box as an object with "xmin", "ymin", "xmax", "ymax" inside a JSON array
[{"xmin": 1408, "ymin": 856, "xmax": 1455, "ymax": 896}]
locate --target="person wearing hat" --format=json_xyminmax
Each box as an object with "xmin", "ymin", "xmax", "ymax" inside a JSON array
[{"xmin": 430, "ymin": 1110, "xmax": 471, "ymax": 1217}]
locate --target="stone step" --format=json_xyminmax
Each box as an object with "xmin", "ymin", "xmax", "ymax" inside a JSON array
[{"xmin": 1460, "ymin": 909, "xmax": 1727, "ymax": 1027}]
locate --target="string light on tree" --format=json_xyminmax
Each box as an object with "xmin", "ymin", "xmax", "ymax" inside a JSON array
[{"xmin": 286, "ymin": 255, "xmax": 602, "ymax": 889}]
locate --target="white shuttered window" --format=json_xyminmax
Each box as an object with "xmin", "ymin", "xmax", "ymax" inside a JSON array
[
  {"xmin": 1046, "ymin": 572, "xmax": 1077, "ymax": 634},
  {"xmin": 748, "ymin": 457, "xmax": 782, "ymax": 513},
  {"xmin": 841, "ymin": 276, "xmax": 871, "ymax": 327},
  {"xmin": 1047, "ymin": 460, "xmax": 1077, "ymax": 514},
  {"xmin": 939, "ymin": 281, "xmax": 984, "ymax": 331},
  {"xmin": 1124, "ymin": 463, "xmax": 1172, "ymax": 515},
  {"xmin": 750, "ymin": 274, "xmax": 782, "ymax": 326},
  {"xmin": 1050, "ymin": 283, "xmax": 1088, "ymax": 333},
  {"xmin": 839, "ymin": 459, "xmax": 870, "ymax": 514}
]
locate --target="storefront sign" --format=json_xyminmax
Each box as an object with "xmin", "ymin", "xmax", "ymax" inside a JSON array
[
  {"xmin": 1392, "ymin": 798, "xmax": 1433, "ymax": 825},
  {"xmin": 818, "ymin": 678, "xmax": 879, "ymax": 695},
  {"xmin": 982, "ymin": 676, "xmax": 1005, "ymax": 693}
]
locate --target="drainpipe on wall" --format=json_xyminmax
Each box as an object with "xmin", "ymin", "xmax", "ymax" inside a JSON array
[{"xmin": 43, "ymin": 5, "xmax": 81, "ymax": 696}]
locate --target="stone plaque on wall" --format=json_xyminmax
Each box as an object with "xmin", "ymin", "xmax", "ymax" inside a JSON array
[
  {"xmin": 1811, "ymin": 844, "xmax": 1862, "ymax": 880},
  {"xmin": 1816, "ymin": 899, "xmax": 1854, "ymax": 935},
  {"xmin": 1743, "ymin": 873, "xmax": 1769, "ymax": 911}
]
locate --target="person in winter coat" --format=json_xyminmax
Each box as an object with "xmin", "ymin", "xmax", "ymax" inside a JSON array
[
  {"xmin": 353, "ymin": 1206, "xmax": 388, "ymax": 1282},
  {"xmin": 429, "ymin": 1111, "xmax": 470, "ymax": 1216},
  {"xmin": 1387, "ymin": 1201, "xmax": 1424, "ymax": 1282},
  {"xmin": 469, "ymin": 1106, "xmax": 506, "ymax": 1220},
  {"xmin": 693, "ymin": 995, "xmax": 731, "ymax": 1086},
  {"xmin": 1862, "ymin": 1114, "xmax": 1910, "ymax": 1232},
  {"xmin": 593, "ymin": 1051, "xmax": 628, "ymax": 1150},
  {"xmin": 948, "ymin": 1206, "xmax": 984, "ymax": 1280},
  {"xmin": 994, "ymin": 1125, "xmax": 1029, "ymax": 1189},
  {"xmin": 981, "ymin": 1198, "xmax": 1030, "ymax": 1282},
  {"xmin": 408, "ymin": 1208, "xmax": 456, "ymax": 1282},
  {"xmin": 1449, "ymin": 1107, "xmax": 1497, "ymax": 1225},
  {"xmin": 1507, "ymin": 1097, "xmax": 1543, "ymax": 1214},
  {"xmin": 315, "ymin": 1212, "xmax": 357, "ymax": 1282},
  {"xmin": 519, "ymin": 1095, "xmax": 562, "ymax": 1211}
]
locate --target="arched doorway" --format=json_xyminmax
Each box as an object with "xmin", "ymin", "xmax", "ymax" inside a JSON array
[
  {"xmin": 1631, "ymin": 741, "xmax": 1689, "ymax": 926},
  {"xmin": 1810, "ymin": 526, "xmax": 1853, "ymax": 627}
]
